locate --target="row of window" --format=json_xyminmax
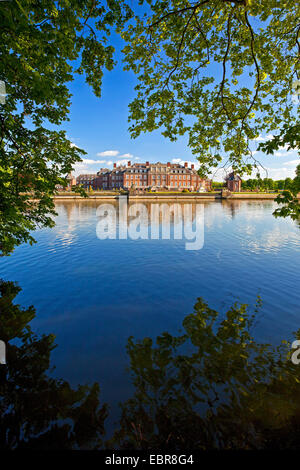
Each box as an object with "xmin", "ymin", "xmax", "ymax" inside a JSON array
[
  {"xmin": 124, "ymin": 175, "xmax": 198, "ymax": 180},
  {"xmin": 123, "ymin": 182, "xmax": 197, "ymax": 187}
]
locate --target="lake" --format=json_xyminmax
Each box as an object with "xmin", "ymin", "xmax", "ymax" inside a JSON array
[{"xmin": 1, "ymin": 199, "xmax": 299, "ymax": 431}]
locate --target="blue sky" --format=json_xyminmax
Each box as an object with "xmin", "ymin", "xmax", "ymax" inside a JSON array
[{"xmin": 62, "ymin": 33, "xmax": 299, "ymax": 181}]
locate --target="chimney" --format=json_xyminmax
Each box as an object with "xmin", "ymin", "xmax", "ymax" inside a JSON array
[
  {"xmin": 167, "ymin": 162, "xmax": 171, "ymax": 167},
  {"xmin": 146, "ymin": 161, "xmax": 149, "ymax": 167},
  {"xmin": 113, "ymin": 163, "xmax": 116, "ymax": 168},
  {"xmin": 128, "ymin": 161, "xmax": 131, "ymax": 167},
  {"xmin": 184, "ymin": 162, "xmax": 188, "ymax": 168},
  {"xmin": 191, "ymin": 164, "xmax": 194, "ymax": 169}
]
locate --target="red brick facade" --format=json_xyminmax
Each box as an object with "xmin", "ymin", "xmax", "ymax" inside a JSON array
[
  {"xmin": 76, "ymin": 174, "xmax": 98, "ymax": 189},
  {"xmin": 225, "ymin": 172, "xmax": 242, "ymax": 192},
  {"xmin": 78, "ymin": 161, "xmax": 211, "ymax": 192}
]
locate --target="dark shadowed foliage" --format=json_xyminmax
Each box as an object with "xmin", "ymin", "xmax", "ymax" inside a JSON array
[
  {"xmin": 0, "ymin": 279, "xmax": 107, "ymax": 449},
  {"xmin": 111, "ymin": 297, "xmax": 300, "ymax": 450}
]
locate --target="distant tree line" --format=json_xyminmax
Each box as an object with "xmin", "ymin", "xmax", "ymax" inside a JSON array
[
  {"xmin": 211, "ymin": 181, "xmax": 225, "ymax": 190},
  {"xmin": 212, "ymin": 177, "xmax": 295, "ymax": 192},
  {"xmin": 242, "ymin": 177, "xmax": 295, "ymax": 191}
]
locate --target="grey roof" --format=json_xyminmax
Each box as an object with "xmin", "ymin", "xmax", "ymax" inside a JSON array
[{"xmin": 225, "ymin": 172, "xmax": 242, "ymax": 181}]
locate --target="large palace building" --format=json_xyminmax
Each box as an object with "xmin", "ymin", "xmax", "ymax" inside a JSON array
[{"xmin": 77, "ymin": 161, "xmax": 211, "ymax": 191}]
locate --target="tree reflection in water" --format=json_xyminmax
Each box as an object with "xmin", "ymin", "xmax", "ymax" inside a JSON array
[
  {"xmin": 0, "ymin": 280, "xmax": 107, "ymax": 450},
  {"xmin": 1, "ymin": 280, "xmax": 300, "ymax": 450},
  {"xmin": 112, "ymin": 297, "xmax": 300, "ymax": 450}
]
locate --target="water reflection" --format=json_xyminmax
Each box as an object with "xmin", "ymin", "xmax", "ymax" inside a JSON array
[
  {"xmin": 221, "ymin": 200, "xmax": 274, "ymax": 219},
  {"xmin": 1, "ymin": 280, "xmax": 300, "ymax": 450},
  {"xmin": 112, "ymin": 297, "xmax": 300, "ymax": 450},
  {"xmin": 95, "ymin": 199, "xmax": 205, "ymax": 251},
  {"xmin": 242, "ymin": 226, "xmax": 300, "ymax": 253},
  {"xmin": 0, "ymin": 200, "xmax": 299, "ymax": 448},
  {"xmin": 0, "ymin": 280, "xmax": 107, "ymax": 450},
  {"xmin": 53, "ymin": 199, "xmax": 300, "ymax": 252}
]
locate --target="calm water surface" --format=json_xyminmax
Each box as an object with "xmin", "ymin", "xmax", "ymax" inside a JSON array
[{"xmin": 1, "ymin": 200, "xmax": 299, "ymax": 427}]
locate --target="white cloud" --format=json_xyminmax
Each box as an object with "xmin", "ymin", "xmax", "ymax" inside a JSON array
[
  {"xmin": 119, "ymin": 153, "xmax": 133, "ymax": 159},
  {"xmin": 252, "ymin": 138, "xmax": 298, "ymax": 158},
  {"xmin": 253, "ymin": 134, "xmax": 274, "ymax": 142},
  {"xmin": 73, "ymin": 162, "xmax": 87, "ymax": 169},
  {"xmin": 253, "ymin": 135, "xmax": 265, "ymax": 142},
  {"xmin": 95, "ymin": 150, "xmax": 138, "ymax": 161},
  {"xmin": 116, "ymin": 159, "xmax": 131, "ymax": 166},
  {"xmin": 70, "ymin": 142, "xmax": 79, "ymax": 149},
  {"xmin": 264, "ymin": 167, "xmax": 298, "ymax": 179},
  {"xmin": 213, "ymin": 163, "xmax": 299, "ymax": 181},
  {"xmin": 81, "ymin": 159, "xmax": 108, "ymax": 165},
  {"xmin": 94, "ymin": 159, "xmax": 131, "ymax": 167},
  {"xmin": 240, "ymin": 166, "xmax": 298, "ymax": 180},
  {"xmin": 72, "ymin": 162, "xmax": 89, "ymax": 175},
  {"xmin": 72, "ymin": 158, "xmax": 112, "ymax": 176},
  {"xmin": 171, "ymin": 158, "xmax": 200, "ymax": 169},
  {"xmin": 285, "ymin": 159, "xmax": 300, "ymax": 166},
  {"xmin": 274, "ymin": 149, "xmax": 298, "ymax": 157},
  {"xmin": 96, "ymin": 150, "xmax": 119, "ymax": 157},
  {"xmin": 72, "ymin": 152, "xmax": 140, "ymax": 175}
]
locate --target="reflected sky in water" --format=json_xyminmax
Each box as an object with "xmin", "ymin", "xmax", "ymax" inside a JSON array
[{"xmin": 0, "ymin": 200, "xmax": 299, "ymax": 428}]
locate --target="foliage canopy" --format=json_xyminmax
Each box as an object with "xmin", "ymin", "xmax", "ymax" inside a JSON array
[
  {"xmin": 0, "ymin": 0, "xmax": 131, "ymax": 255},
  {"xmin": 122, "ymin": 0, "xmax": 299, "ymax": 177}
]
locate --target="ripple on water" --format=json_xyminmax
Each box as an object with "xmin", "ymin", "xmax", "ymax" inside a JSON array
[{"xmin": 0, "ymin": 200, "xmax": 299, "ymax": 406}]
